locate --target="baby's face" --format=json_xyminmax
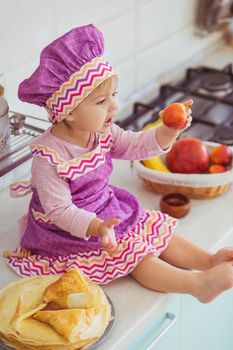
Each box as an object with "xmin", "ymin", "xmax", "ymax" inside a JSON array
[{"xmin": 69, "ymin": 75, "xmax": 118, "ymax": 133}]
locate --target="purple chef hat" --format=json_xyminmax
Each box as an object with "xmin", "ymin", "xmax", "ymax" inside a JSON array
[{"xmin": 18, "ymin": 24, "xmax": 115, "ymax": 123}]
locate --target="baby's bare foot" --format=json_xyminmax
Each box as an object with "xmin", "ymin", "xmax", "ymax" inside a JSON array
[
  {"xmin": 211, "ymin": 248, "xmax": 233, "ymax": 267},
  {"xmin": 193, "ymin": 262, "xmax": 233, "ymax": 303}
]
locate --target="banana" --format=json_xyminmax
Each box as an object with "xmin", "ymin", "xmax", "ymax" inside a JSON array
[
  {"xmin": 142, "ymin": 156, "xmax": 170, "ymax": 172},
  {"xmin": 142, "ymin": 119, "xmax": 170, "ymax": 172},
  {"xmin": 142, "ymin": 118, "xmax": 162, "ymax": 131},
  {"xmin": 141, "ymin": 118, "xmax": 170, "ymax": 172}
]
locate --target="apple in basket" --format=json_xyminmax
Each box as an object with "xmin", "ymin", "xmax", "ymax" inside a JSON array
[
  {"xmin": 166, "ymin": 138, "xmax": 210, "ymax": 174},
  {"xmin": 209, "ymin": 144, "xmax": 232, "ymax": 166},
  {"xmin": 208, "ymin": 164, "xmax": 227, "ymax": 174}
]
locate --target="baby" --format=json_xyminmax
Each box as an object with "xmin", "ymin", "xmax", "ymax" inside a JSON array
[{"xmin": 7, "ymin": 24, "xmax": 233, "ymax": 304}]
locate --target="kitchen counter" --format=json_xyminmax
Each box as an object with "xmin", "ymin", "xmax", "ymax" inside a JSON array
[
  {"xmin": 201, "ymin": 44, "xmax": 233, "ymax": 68},
  {"xmin": 1, "ymin": 43, "xmax": 233, "ymax": 349},
  {"xmin": 1, "ymin": 157, "xmax": 233, "ymax": 349}
]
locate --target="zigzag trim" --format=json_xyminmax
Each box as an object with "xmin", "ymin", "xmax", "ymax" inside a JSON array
[
  {"xmin": 9, "ymin": 180, "xmax": 32, "ymax": 197},
  {"xmin": 46, "ymin": 56, "xmax": 115, "ymax": 122},
  {"xmin": 30, "ymin": 131, "xmax": 113, "ymax": 180},
  {"xmin": 48, "ymin": 57, "xmax": 107, "ymax": 107},
  {"xmin": 54, "ymin": 64, "xmax": 113, "ymax": 115},
  {"xmin": 50, "ymin": 67, "xmax": 114, "ymax": 123},
  {"xmin": 57, "ymin": 132, "xmax": 112, "ymax": 179},
  {"xmin": 57, "ymin": 144, "xmax": 107, "ymax": 179},
  {"xmin": 30, "ymin": 144, "xmax": 65, "ymax": 165},
  {"xmin": 31, "ymin": 209, "xmax": 53, "ymax": 225}
]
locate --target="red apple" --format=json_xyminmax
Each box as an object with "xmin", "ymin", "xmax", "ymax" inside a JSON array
[
  {"xmin": 208, "ymin": 164, "xmax": 227, "ymax": 174},
  {"xmin": 210, "ymin": 144, "xmax": 232, "ymax": 166},
  {"xmin": 166, "ymin": 138, "xmax": 210, "ymax": 174},
  {"xmin": 162, "ymin": 100, "xmax": 193, "ymax": 129}
]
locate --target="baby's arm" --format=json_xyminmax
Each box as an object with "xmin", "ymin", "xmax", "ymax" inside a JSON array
[
  {"xmin": 31, "ymin": 157, "xmax": 96, "ymax": 240},
  {"xmin": 110, "ymin": 123, "xmax": 171, "ymax": 160},
  {"xmin": 155, "ymin": 124, "xmax": 181, "ymax": 150},
  {"xmin": 110, "ymin": 106, "xmax": 192, "ymax": 161},
  {"xmin": 32, "ymin": 157, "xmax": 121, "ymax": 250}
]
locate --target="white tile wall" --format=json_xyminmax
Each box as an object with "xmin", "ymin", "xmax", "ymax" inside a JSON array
[
  {"xmin": 137, "ymin": 0, "xmax": 187, "ymax": 51},
  {"xmin": 116, "ymin": 59, "xmax": 136, "ymax": 101},
  {"xmin": 0, "ymin": 0, "xmax": 55, "ymax": 73},
  {"xmin": 136, "ymin": 26, "xmax": 222, "ymax": 89},
  {"xmin": 56, "ymin": 0, "xmax": 135, "ymax": 32},
  {"xmin": 5, "ymin": 60, "xmax": 47, "ymax": 120},
  {"xmin": 99, "ymin": 11, "xmax": 136, "ymax": 66},
  {"xmin": 0, "ymin": 0, "xmax": 225, "ymax": 121}
]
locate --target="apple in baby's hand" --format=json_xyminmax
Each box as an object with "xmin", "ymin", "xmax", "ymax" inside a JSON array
[
  {"xmin": 208, "ymin": 164, "xmax": 227, "ymax": 174},
  {"xmin": 210, "ymin": 144, "xmax": 232, "ymax": 166},
  {"xmin": 162, "ymin": 100, "xmax": 193, "ymax": 129}
]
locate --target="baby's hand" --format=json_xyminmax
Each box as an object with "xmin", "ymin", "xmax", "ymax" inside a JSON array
[
  {"xmin": 179, "ymin": 100, "xmax": 193, "ymax": 132},
  {"xmin": 98, "ymin": 218, "xmax": 121, "ymax": 253}
]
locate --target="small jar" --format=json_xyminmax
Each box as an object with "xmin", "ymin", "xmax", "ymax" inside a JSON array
[
  {"xmin": 160, "ymin": 193, "xmax": 191, "ymax": 218},
  {"xmin": 0, "ymin": 85, "xmax": 4, "ymax": 97},
  {"xmin": 0, "ymin": 96, "xmax": 11, "ymax": 158}
]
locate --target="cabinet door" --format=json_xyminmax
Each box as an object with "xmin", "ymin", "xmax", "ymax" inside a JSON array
[
  {"xmin": 180, "ymin": 289, "xmax": 233, "ymax": 350},
  {"xmin": 180, "ymin": 233, "xmax": 233, "ymax": 350},
  {"xmin": 125, "ymin": 296, "xmax": 180, "ymax": 350}
]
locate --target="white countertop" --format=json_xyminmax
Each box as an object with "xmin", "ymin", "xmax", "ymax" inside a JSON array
[
  {"xmin": 1, "ymin": 157, "xmax": 233, "ymax": 349},
  {"xmin": 201, "ymin": 43, "xmax": 233, "ymax": 68},
  {"xmin": 1, "ymin": 44, "xmax": 233, "ymax": 349}
]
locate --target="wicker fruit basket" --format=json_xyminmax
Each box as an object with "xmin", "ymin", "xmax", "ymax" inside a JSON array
[{"xmin": 134, "ymin": 141, "xmax": 233, "ymax": 199}]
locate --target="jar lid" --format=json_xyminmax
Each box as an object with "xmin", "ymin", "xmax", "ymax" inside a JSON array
[{"xmin": 0, "ymin": 96, "xmax": 9, "ymax": 118}]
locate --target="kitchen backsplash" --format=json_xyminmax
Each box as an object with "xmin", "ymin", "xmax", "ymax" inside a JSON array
[{"xmin": 1, "ymin": 0, "xmax": 225, "ymax": 123}]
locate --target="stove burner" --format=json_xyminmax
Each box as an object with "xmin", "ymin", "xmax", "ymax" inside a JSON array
[
  {"xmin": 198, "ymin": 72, "xmax": 233, "ymax": 98},
  {"xmin": 213, "ymin": 125, "xmax": 233, "ymax": 145},
  {"xmin": 203, "ymin": 73, "xmax": 233, "ymax": 92}
]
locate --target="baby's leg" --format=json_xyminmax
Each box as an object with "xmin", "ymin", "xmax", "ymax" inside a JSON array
[
  {"xmin": 131, "ymin": 253, "xmax": 233, "ymax": 303},
  {"xmin": 159, "ymin": 234, "xmax": 212, "ymax": 270}
]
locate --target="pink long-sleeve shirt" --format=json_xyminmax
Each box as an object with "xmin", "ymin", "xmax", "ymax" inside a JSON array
[{"xmin": 28, "ymin": 123, "xmax": 170, "ymax": 240}]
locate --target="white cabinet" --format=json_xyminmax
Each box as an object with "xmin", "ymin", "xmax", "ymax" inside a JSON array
[
  {"xmin": 124, "ymin": 281, "xmax": 233, "ymax": 350},
  {"xmin": 180, "ymin": 289, "xmax": 233, "ymax": 350},
  {"xmin": 180, "ymin": 232, "xmax": 233, "ymax": 350},
  {"xmin": 125, "ymin": 296, "xmax": 180, "ymax": 350}
]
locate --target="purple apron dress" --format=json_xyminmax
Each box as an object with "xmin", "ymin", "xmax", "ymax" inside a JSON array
[{"xmin": 6, "ymin": 130, "xmax": 178, "ymax": 284}]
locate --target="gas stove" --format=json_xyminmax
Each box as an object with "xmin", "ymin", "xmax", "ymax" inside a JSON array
[{"xmin": 117, "ymin": 64, "xmax": 233, "ymax": 146}]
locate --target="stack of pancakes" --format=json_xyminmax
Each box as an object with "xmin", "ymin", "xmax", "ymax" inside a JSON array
[{"xmin": 0, "ymin": 269, "xmax": 112, "ymax": 349}]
